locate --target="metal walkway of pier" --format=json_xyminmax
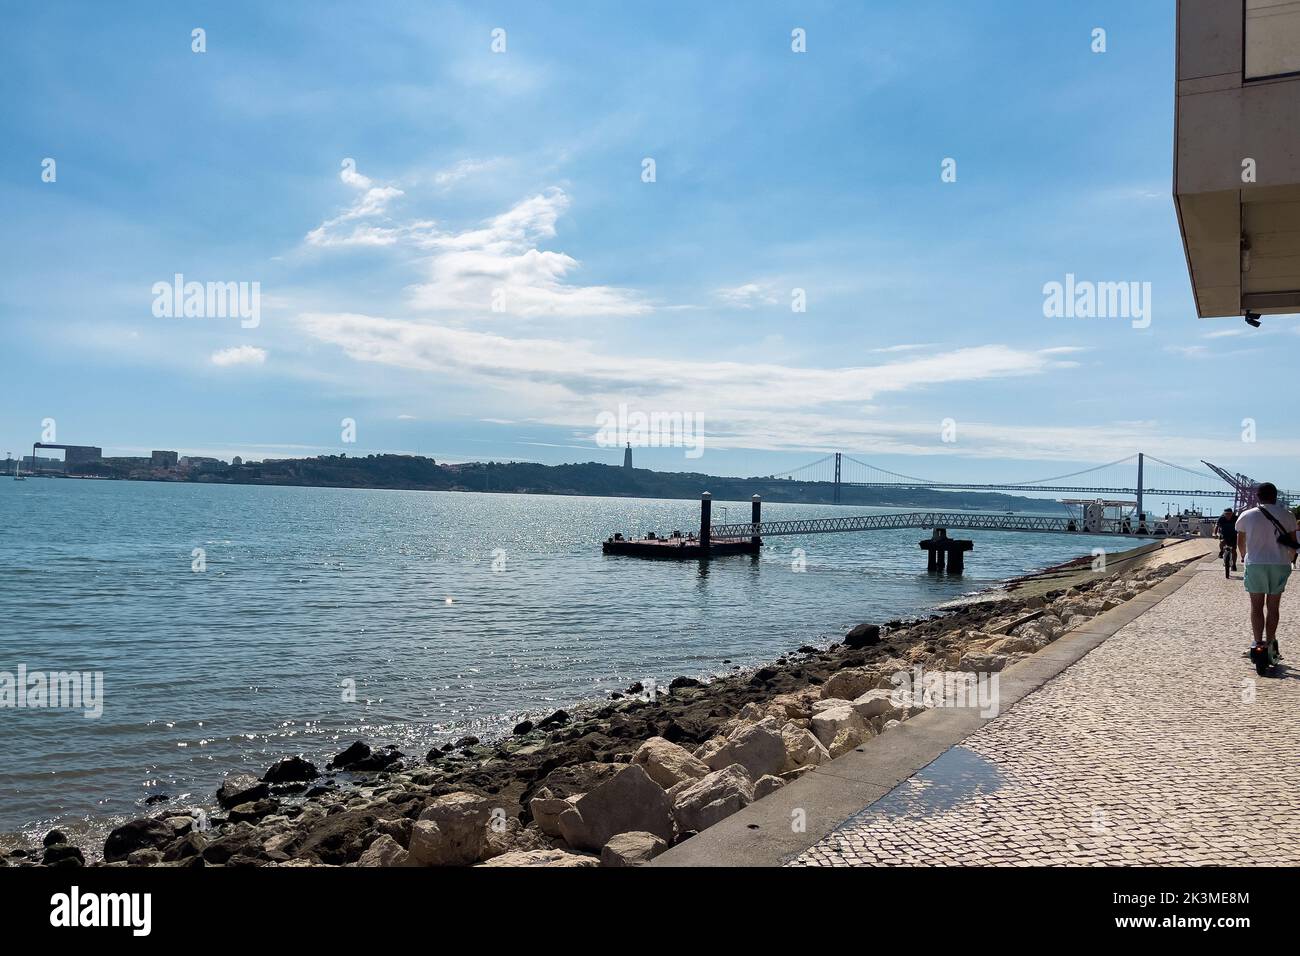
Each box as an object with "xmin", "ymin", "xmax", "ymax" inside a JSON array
[{"xmin": 708, "ymin": 511, "xmax": 1196, "ymax": 540}]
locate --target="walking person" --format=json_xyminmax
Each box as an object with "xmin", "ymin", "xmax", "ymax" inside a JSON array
[{"xmin": 1235, "ymin": 482, "xmax": 1299, "ymax": 660}]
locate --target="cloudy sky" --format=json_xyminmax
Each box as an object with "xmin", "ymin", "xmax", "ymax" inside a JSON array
[{"xmin": 2, "ymin": 0, "xmax": 1297, "ymax": 488}]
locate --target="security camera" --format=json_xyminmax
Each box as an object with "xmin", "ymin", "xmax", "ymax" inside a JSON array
[{"xmin": 1244, "ymin": 311, "xmax": 1262, "ymax": 328}]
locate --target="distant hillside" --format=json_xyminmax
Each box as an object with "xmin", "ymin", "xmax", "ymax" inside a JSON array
[{"xmin": 84, "ymin": 453, "xmax": 1052, "ymax": 510}]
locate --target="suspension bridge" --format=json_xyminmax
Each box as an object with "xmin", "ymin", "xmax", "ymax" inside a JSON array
[{"xmin": 763, "ymin": 452, "xmax": 1287, "ymax": 515}]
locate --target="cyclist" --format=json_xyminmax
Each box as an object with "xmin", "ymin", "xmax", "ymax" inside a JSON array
[
  {"xmin": 1235, "ymin": 483, "xmax": 1298, "ymax": 660},
  {"xmin": 1216, "ymin": 507, "xmax": 1238, "ymax": 571}
]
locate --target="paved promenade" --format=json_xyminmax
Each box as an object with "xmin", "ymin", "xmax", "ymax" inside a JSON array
[{"xmin": 792, "ymin": 556, "xmax": 1300, "ymax": 866}]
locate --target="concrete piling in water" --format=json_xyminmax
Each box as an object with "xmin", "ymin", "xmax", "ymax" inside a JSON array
[
  {"xmin": 920, "ymin": 527, "xmax": 974, "ymax": 574},
  {"xmin": 751, "ymin": 494, "xmax": 761, "ymax": 548}
]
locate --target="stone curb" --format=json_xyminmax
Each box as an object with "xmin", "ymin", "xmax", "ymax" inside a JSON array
[{"xmin": 652, "ymin": 559, "xmax": 1204, "ymax": 867}]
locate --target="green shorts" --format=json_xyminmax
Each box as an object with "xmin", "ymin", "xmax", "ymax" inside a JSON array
[{"xmin": 1244, "ymin": 563, "xmax": 1292, "ymax": 595}]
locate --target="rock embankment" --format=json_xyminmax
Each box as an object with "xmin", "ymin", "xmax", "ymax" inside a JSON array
[{"xmin": 3, "ymin": 563, "xmax": 1182, "ymax": 869}]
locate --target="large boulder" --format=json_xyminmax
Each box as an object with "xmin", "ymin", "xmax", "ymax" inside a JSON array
[
  {"xmin": 43, "ymin": 844, "xmax": 85, "ymax": 867},
  {"xmin": 216, "ymin": 773, "xmax": 269, "ymax": 809},
  {"xmin": 810, "ymin": 706, "xmax": 867, "ymax": 750},
  {"xmin": 326, "ymin": 741, "xmax": 371, "ymax": 769},
  {"xmin": 201, "ymin": 826, "xmax": 262, "ymax": 865},
  {"xmin": 754, "ymin": 775, "xmax": 786, "ymax": 800},
  {"xmin": 262, "ymin": 755, "xmax": 319, "ymax": 783},
  {"xmin": 693, "ymin": 736, "xmax": 727, "ymax": 764},
  {"xmin": 535, "ymin": 761, "xmax": 621, "ymax": 799},
  {"xmin": 826, "ymin": 723, "xmax": 873, "ymax": 757},
  {"xmin": 408, "ymin": 792, "xmax": 493, "ymax": 866},
  {"xmin": 227, "ymin": 798, "xmax": 280, "ymax": 823},
  {"xmin": 478, "ymin": 849, "xmax": 598, "ymax": 867},
  {"xmin": 537, "ymin": 709, "xmax": 570, "ymax": 729},
  {"xmin": 528, "ymin": 796, "xmax": 572, "ymax": 839},
  {"xmin": 103, "ymin": 818, "xmax": 174, "ymax": 863},
  {"xmin": 821, "ymin": 668, "xmax": 879, "ymax": 701},
  {"xmin": 633, "ymin": 736, "xmax": 710, "ymax": 788},
  {"xmin": 527, "ymin": 762, "xmax": 622, "ymax": 837},
  {"xmin": 162, "ymin": 832, "xmax": 208, "ymax": 862},
  {"xmin": 810, "ymin": 697, "xmax": 855, "ymax": 713},
  {"xmin": 556, "ymin": 765, "xmax": 674, "ymax": 852},
  {"xmin": 988, "ymin": 633, "xmax": 1045, "ymax": 655},
  {"xmin": 600, "ymin": 831, "xmax": 668, "ymax": 867},
  {"xmin": 701, "ymin": 718, "xmax": 786, "ymax": 780},
  {"xmin": 843, "ymin": 623, "xmax": 882, "ymax": 648},
  {"xmin": 672, "ymin": 764, "xmax": 755, "ymax": 833},
  {"xmin": 957, "ymin": 652, "xmax": 1009, "ymax": 673},
  {"xmin": 769, "ymin": 691, "xmax": 818, "ymax": 720},
  {"xmin": 482, "ymin": 818, "xmax": 550, "ymax": 860},
  {"xmin": 356, "ymin": 833, "xmax": 409, "ymax": 867},
  {"xmin": 295, "ymin": 809, "xmax": 392, "ymax": 865},
  {"xmin": 780, "ymin": 722, "xmax": 831, "ymax": 770},
  {"xmin": 327, "ymin": 741, "xmax": 403, "ymax": 772},
  {"xmin": 851, "ymin": 689, "xmax": 906, "ymax": 722}
]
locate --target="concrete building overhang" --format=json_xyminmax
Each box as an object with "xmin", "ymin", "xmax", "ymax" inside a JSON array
[{"xmin": 1174, "ymin": 0, "xmax": 1300, "ymax": 317}]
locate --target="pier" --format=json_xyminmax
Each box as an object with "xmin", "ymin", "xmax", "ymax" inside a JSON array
[
  {"xmin": 602, "ymin": 493, "xmax": 1209, "ymax": 570},
  {"xmin": 602, "ymin": 493, "xmax": 763, "ymax": 559}
]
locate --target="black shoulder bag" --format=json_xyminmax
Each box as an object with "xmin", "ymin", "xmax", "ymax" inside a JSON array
[{"xmin": 1258, "ymin": 507, "xmax": 1300, "ymax": 554}]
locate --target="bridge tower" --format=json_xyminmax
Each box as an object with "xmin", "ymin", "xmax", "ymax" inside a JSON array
[
  {"xmin": 833, "ymin": 452, "xmax": 842, "ymax": 504},
  {"xmin": 1136, "ymin": 452, "xmax": 1144, "ymax": 517}
]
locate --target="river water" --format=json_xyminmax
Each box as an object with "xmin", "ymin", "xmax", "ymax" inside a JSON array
[{"xmin": 0, "ymin": 478, "xmax": 1114, "ymax": 841}]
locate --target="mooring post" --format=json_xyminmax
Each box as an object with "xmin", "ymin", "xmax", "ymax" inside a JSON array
[
  {"xmin": 920, "ymin": 528, "xmax": 948, "ymax": 571},
  {"xmin": 700, "ymin": 492, "xmax": 712, "ymax": 557},
  {"xmin": 947, "ymin": 542, "xmax": 972, "ymax": 574},
  {"xmin": 751, "ymin": 494, "xmax": 761, "ymax": 548}
]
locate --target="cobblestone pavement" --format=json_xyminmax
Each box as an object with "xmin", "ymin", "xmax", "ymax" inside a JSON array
[{"xmin": 792, "ymin": 562, "xmax": 1300, "ymax": 866}]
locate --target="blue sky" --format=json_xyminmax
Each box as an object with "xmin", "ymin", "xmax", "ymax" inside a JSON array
[{"xmin": 2, "ymin": 0, "xmax": 1296, "ymax": 489}]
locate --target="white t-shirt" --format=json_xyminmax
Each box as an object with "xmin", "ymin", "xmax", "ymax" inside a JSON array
[{"xmin": 1236, "ymin": 503, "xmax": 1298, "ymax": 565}]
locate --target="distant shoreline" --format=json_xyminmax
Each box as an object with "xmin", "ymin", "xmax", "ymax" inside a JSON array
[{"xmin": 10, "ymin": 455, "xmax": 1057, "ymax": 512}]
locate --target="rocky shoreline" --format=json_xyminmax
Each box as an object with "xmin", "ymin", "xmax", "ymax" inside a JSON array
[{"xmin": 5, "ymin": 550, "xmax": 1190, "ymax": 869}]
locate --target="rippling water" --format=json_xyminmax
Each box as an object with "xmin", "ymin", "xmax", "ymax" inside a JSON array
[{"xmin": 0, "ymin": 478, "xmax": 1113, "ymax": 841}]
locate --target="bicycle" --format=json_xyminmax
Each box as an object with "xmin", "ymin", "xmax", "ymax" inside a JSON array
[{"xmin": 1218, "ymin": 538, "xmax": 1237, "ymax": 578}]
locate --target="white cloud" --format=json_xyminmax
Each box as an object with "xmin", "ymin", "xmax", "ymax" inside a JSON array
[
  {"xmin": 432, "ymin": 158, "xmax": 501, "ymax": 188},
  {"xmin": 409, "ymin": 190, "xmax": 649, "ymax": 317},
  {"xmin": 298, "ymin": 310, "xmax": 1081, "ymax": 451},
  {"xmin": 716, "ymin": 282, "xmax": 782, "ymax": 308},
  {"xmin": 211, "ymin": 345, "xmax": 267, "ymax": 367},
  {"xmin": 307, "ymin": 178, "xmax": 649, "ymax": 318},
  {"xmin": 869, "ymin": 343, "xmax": 934, "ymax": 354},
  {"xmin": 305, "ymin": 160, "xmax": 407, "ymax": 247}
]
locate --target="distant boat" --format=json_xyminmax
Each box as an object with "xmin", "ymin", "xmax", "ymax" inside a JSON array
[{"xmin": 13, "ymin": 459, "xmax": 25, "ymax": 481}]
